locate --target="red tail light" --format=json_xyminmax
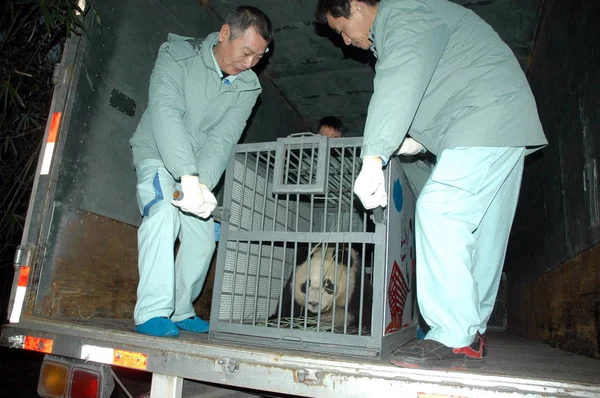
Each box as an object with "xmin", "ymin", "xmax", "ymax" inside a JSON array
[
  {"xmin": 38, "ymin": 355, "xmax": 115, "ymax": 398},
  {"xmin": 69, "ymin": 368, "xmax": 100, "ymax": 398}
]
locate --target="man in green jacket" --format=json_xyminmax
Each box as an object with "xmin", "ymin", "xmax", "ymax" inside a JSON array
[
  {"xmin": 316, "ymin": 0, "xmax": 547, "ymax": 369},
  {"xmin": 129, "ymin": 6, "xmax": 272, "ymax": 337}
]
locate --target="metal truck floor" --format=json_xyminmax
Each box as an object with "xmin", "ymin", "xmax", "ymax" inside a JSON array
[{"xmin": 2, "ymin": 316, "xmax": 599, "ymax": 397}]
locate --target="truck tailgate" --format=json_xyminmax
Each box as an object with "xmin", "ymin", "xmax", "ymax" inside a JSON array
[{"xmin": 3, "ymin": 317, "xmax": 600, "ymax": 397}]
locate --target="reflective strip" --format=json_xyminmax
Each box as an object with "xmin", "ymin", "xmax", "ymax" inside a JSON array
[
  {"xmin": 81, "ymin": 345, "xmax": 148, "ymax": 370},
  {"xmin": 6, "ymin": 335, "xmax": 52, "ymax": 353},
  {"xmin": 24, "ymin": 336, "xmax": 54, "ymax": 353},
  {"xmin": 8, "ymin": 287, "xmax": 26, "ymax": 323},
  {"xmin": 113, "ymin": 349, "xmax": 148, "ymax": 369},
  {"xmin": 40, "ymin": 112, "xmax": 62, "ymax": 175},
  {"xmin": 9, "ymin": 266, "xmax": 30, "ymax": 323},
  {"xmin": 40, "ymin": 143, "xmax": 55, "ymax": 175},
  {"xmin": 81, "ymin": 345, "xmax": 114, "ymax": 364},
  {"xmin": 17, "ymin": 265, "xmax": 30, "ymax": 287}
]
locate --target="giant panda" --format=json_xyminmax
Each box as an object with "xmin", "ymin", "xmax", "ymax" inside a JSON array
[{"xmin": 271, "ymin": 245, "xmax": 373, "ymax": 333}]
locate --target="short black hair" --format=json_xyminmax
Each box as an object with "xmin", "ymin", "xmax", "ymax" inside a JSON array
[
  {"xmin": 315, "ymin": 0, "xmax": 380, "ymax": 24},
  {"xmin": 317, "ymin": 116, "xmax": 348, "ymax": 136},
  {"xmin": 226, "ymin": 5, "xmax": 274, "ymax": 43}
]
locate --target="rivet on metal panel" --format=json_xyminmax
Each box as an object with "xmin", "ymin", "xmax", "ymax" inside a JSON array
[
  {"xmin": 296, "ymin": 368, "xmax": 307, "ymax": 382},
  {"xmin": 216, "ymin": 358, "xmax": 239, "ymax": 374},
  {"xmin": 295, "ymin": 368, "xmax": 324, "ymax": 386}
]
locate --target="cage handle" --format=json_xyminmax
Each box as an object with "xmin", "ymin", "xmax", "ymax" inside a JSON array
[
  {"xmin": 371, "ymin": 206, "xmax": 386, "ymax": 224},
  {"xmin": 287, "ymin": 132, "xmax": 317, "ymax": 137}
]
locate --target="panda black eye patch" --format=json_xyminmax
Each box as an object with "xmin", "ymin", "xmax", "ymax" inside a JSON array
[
  {"xmin": 300, "ymin": 281, "xmax": 309, "ymax": 293},
  {"xmin": 324, "ymin": 280, "xmax": 335, "ymax": 294}
]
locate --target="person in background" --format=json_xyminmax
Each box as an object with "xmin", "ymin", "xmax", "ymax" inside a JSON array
[{"xmin": 317, "ymin": 115, "xmax": 348, "ymax": 138}]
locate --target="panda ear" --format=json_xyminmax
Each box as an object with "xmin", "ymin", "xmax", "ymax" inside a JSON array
[
  {"xmin": 337, "ymin": 247, "xmax": 359, "ymax": 268},
  {"xmin": 337, "ymin": 248, "xmax": 352, "ymax": 267},
  {"xmin": 296, "ymin": 245, "xmax": 309, "ymax": 266}
]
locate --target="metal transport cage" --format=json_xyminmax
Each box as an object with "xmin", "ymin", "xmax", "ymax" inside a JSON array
[{"xmin": 209, "ymin": 135, "xmax": 419, "ymax": 358}]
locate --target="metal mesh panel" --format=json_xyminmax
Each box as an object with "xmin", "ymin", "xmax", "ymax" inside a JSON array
[
  {"xmin": 229, "ymin": 151, "xmax": 313, "ymax": 233},
  {"xmin": 219, "ymin": 240, "xmax": 294, "ymax": 323}
]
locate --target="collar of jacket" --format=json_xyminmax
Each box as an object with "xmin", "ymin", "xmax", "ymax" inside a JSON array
[
  {"xmin": 369, "ymin": 0, "xmax": 391, "ymax": 58},
  {"xmin": 167, "ymin": 32, "xmax": 261, "ymax": 91}
]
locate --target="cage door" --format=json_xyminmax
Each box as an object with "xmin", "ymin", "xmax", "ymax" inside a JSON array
[{"xmin": 272, "ymin": 135, "xmax": 329, "ymax": 194}]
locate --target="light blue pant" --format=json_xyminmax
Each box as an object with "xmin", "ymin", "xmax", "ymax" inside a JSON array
[
  {"xmin": 416, "ymin": 147, "xmax": 525, "ymax": 348},
  {"xmin": 401, "ymin": 158, "xmax": 434, "ymax": 196},
  {"xmin": 133, "ymin": 159, "xmax": 215, "ymax": 325}
]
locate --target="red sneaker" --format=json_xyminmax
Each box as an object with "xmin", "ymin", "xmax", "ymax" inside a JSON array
[{"xmin": 390, "ymin": 333, "xmax": 487, "ymax": 370}]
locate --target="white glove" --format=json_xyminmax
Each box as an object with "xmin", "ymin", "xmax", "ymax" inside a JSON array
[
  {"xmin": 395, "ymin": 137, "xmax": 425, "ymax": 156},
  {"xmin": 353, "ymin": 156, "xmax": 387, "ymax": 209},
  {"xmin": 198, "ymin": 184, "xmax": 218, "ymax": 216},
  {"xmin": 171, "ymin": 175, "xmax": 217, "ymax": 219}
]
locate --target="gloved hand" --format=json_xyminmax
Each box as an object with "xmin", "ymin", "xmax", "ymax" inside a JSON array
[
  {"xmin": 353, "ymin": 156, "xmax": 387, "ymax": 209},
  {"xmin": 395, "ymin": 137, "xmax": 425, "ymax": 156},
  {"xmin": 171, "ymin": 175, "xmax": 217, "ymax": 219},
  {"xmin": 198, "ymin": 184, "xmax": 218, "ymax": 217}
]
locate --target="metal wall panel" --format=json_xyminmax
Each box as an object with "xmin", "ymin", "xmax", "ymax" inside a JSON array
[{"xmin": 507, "ymin": 0, "xmax": 600, "ymax": 280}]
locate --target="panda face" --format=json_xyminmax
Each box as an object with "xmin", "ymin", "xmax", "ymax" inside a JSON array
[{"xmin": 294, "ymin": 247, "xmax": 354, "ymax": 315}]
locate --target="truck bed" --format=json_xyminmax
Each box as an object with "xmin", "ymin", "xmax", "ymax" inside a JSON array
[{"xmin": 3, "ymin": 316, "xmax": 599, "ymax": 397}]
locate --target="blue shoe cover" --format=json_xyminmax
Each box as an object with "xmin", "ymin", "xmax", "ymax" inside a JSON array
[
  {"xmin": 174, "ymin": 316, "xmax": 209, "ymax": 333},
  {"xmin": 135, "ymin": 317, "xmax": 179, "ymax": 337}
]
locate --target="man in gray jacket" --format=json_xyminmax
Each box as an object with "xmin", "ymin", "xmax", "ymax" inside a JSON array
[
  {"xmin": 316, "ymin": 0, "xmax": 547, "ymax": 369},
  {"xmin": 129, "ymin": 6, "xmax": 272, "ymax": 337}
]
